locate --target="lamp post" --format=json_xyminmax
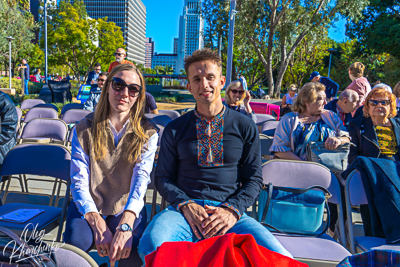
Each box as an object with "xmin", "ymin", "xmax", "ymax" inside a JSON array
[
  {"xmin": 5, "ymin": 36, "xmax": 15, "ymax": 90},
  {"xmin": 40, "ymin": 0, "xmax": 53, "ymax": 84},
  {"xmin": 327, "ymin": 48, "xmax": 337, "ymax": 78},
  {"xmin": 226, "ymin": 0, "xmax": 237, "ymax": 87}
]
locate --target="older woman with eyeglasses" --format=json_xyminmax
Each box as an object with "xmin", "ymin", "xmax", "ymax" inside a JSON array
[
  {"xmin": 223, "ymin": 80, "xmax": 256, "ymax": 123},
  {"xmin": 348, "ymin": 88, "xmax": 400, "ymax": 164},
  {"xmin": 64, "ymin": 64, "xmax": 158, "ymax": 267}
]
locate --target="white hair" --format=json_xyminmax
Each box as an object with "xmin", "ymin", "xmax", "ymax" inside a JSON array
[
  {"xmin": 339, "ymin": 90, "xmax": 359, "ymax": 102},
  {"xmin": 373, "ymin": 83, "xmax": 392, "ymax": 93}
]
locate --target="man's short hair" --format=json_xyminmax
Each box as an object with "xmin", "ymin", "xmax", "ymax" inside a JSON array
[
  {"xmin": 184, "ymin": 48, "xmax": 222, "ymax": 79},
  {"xmin": 22, "ymin": 58, "xmax": 27, "ymax": 62},
  {"xmin": 94, "ymin": 63, "xmax": 101, "ymax": 68},
  {"xmin": 99, "ymin": 72, "xmax": 108, "ymax": 77},
  {"xmin": 339, "ymin": 90, "xmax": 359, "ymax": 102}
]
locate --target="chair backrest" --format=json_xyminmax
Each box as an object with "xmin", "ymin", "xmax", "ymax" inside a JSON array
[
  {"xmin": 61, "ymin": 103, "xmax": 84, "ymax": 117},
  {"xmin": 20, "ymin": 99, "xmax": 45, "ymax": 110},
  {"xmin": 145, "ymin": 114, "xmax": 172, "ymax": 127},
  {"xmin": 346, "ymin": 170, "xmax": 368, "ymax": 206},
  {"xmin": 262, "ymin": 159, "xmax": 340, "ymax": 204},
  {"xmin": 261, "ymin": 120, "xmax": 279, "ymax": 136},
  {"xmin": 1, "ymin": 143, "xmax": 71, "ymax": 181},
  {"xmin": 259, "ymin": 134, "xmax": 273, "ymax": 156},
  {"xmin": 24, "ymin": 107, "xmax": 58, "ymax": 123},
  {"xmin": 157, "ymin": 124, "xmax": 165, "ymax": 146},
  {"xmin": 249, "ymin": 102, "xmax": 269, "ymax": 114},
  {"xmin": 267, "ymin": 103, "xmax": 281, "ymax": 120},
  {"xmin": 62, "ymin": 109, "xmax": 91, "ymax": 124},
  {"xmin": 20, "ymin": 118, "xmax": 68, "ymax": 142},
  {"xmin": 68, "ymin": 125, "xmax": 76, "ymax": 143},
  {"xmin": 35, "ymin": 103, "xmax": 59, "ymax": 112},
  {"xmin": 255, "ymin": 114, "xmax": 275, "ymax": 133},
  {"xmin": 158, "ymin": 110, "xmax": 180, "ymax": 120}
]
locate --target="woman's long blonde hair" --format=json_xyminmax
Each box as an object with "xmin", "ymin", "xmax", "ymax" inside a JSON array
[{"xmin": 92, "ymin": 63, "xmax": 149, "ymax": 163}]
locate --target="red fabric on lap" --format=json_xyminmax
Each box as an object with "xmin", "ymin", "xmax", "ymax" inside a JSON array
[{"xmin": 145, "ymin": 233, "xmax": 307, "ymax": 267}]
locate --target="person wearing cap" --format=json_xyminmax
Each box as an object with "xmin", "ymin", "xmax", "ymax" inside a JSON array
[
  {"xmin": 223, "ymin": 80, "xmax": 256, "ymax": 123},
  {"xmin": 108, "ymin": 48, "xmax": 135, "ymax": 72},
  {"xmin": 324, "ymin": 90, "xmax": 359, "ymax": 128},
  {"xmin": 309, "ymin": 71, "xmax": 339, "ymax": 101}
]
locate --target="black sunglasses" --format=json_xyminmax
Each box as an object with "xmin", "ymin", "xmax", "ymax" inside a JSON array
[
  {"xmin": 231, "ymin": 89, "xmax": 245, "ymax": 95},
  {"xmin": 369, "ymin": 100, "xmax": 390, "ymax": 106},
  {"xmin": 97, "ymin": 78, "xmax": 106, "ymax": 83},
  {"xmin": 112, "ymin": 77, "xmax": 142, "ymax": 97},
  {"xmin": 114, "ymin": 53, "xmax": 124, "ymax": 56}
]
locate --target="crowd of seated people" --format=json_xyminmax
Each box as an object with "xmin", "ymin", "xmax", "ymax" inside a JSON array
[{"xmin": 4, "ymin": 47, "xmax": 400, "ymax": 266}]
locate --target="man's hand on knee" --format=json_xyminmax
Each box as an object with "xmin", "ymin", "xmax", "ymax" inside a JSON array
[
  {"xmin": 201, "ymin": 205, "xmax": 239, "ymax": 239},
  {"xmin": 180, "ymin": 203, "xmax": 209, "ymax": 240}
]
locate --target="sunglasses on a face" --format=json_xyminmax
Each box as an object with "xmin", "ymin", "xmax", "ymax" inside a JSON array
[
  {"xmin": 97, "ymin": 78, "xmax": 106, "ymax": 83},
  {"xmin": 112, "ymin": 77, "xmax": 142, "ymax": 97},
  {"xmin": 95, "ymin": 68, "xmax": 101, "ymax": 71},
  {"xmin": 369, "ymin": 100, "xmax": 390, "ymax": 106},
  {"xmin": 231, "ymin": 89, "xmax": 245, "ymax": 95},
  {"xmin": 114, "ymin": 53, "xmax": 124, "ymax": 56}
]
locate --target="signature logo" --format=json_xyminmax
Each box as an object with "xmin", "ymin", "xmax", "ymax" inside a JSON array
[{"xmin": 2, "ymin": 223, "xmax": 64, "ymax": 264}]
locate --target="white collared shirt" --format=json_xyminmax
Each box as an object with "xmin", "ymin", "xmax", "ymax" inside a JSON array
[{"xmin": 70, "ymin": 119, "xmax": 158, "ymax": 219}]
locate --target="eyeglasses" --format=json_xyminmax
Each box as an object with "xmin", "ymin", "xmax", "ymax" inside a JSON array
[
  {"xmin": 95, "ymin": 68, "xmax": 101, "ymax": 71},
  {"xmin": 97, "ymin": 78, "xmax": 106, "ymax": 83},
  {"xmin": 369, "ymin": 100, "xmax": 390, "ymax": 106},
  {"xmin": 114, "ymin": 53, "xmax": 124, "ymax": 56},
  {"xmin": 230, "ymin": 90, "xmax": 245, "ymax": 95},
  {"xmin": 112, "ymin": 77, "xmax": 142, "ymax": 97}
]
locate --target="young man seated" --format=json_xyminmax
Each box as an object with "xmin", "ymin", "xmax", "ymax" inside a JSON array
[{"xmin": 138, "ymin": 49, "xmax": 291, "ymax": 263}]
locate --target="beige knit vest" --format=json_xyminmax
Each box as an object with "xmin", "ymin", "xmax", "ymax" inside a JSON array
[{"xmin": 76, "ymin": 113, "xmax": 157, "ymax": 216}]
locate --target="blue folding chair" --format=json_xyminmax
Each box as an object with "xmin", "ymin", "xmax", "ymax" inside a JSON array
[
  {"xmin": 0, "ymin": 143, "xmax": 71, "ymax": 241},
  {"xmin": 345, "ymin": 170, "xmax": 400, "ymax": 254}
]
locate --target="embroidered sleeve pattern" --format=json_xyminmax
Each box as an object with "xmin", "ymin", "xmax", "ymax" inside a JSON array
[{"xmin": 221, "ymin": 203, "xmax": 241, "ymax": 219}]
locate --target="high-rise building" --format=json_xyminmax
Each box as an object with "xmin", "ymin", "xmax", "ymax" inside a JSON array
[
  {"xmin": 152, "ymin": 53, "xmax": 178, "ymax": 71},
  {"xmin": 79, "ymin": 0, "xmax": 147, "ymax": 64},
  {"xmin": 145, "ymin": 37, "xmax": 155, "ymax": 69},
  {"xmin": 173, "ymin": 38, "xmax": 179, "ymax": 54},
  {"xmin": 176, "ymin": 0, "xmax": 204, "ymax": 72}
]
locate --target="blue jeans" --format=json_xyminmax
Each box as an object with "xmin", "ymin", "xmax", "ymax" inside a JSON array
[
  {"xmin": 138, "ymin": 200, "xmax": 292, "ymax": 264},
  {"xmin": 24, "ymin": 79, "xmax": 29, "ymax": 95}
]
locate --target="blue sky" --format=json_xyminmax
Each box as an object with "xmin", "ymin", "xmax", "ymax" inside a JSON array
[{"xmin": 142, "ymin": 0, "xmax": 347, "ymax": 54}]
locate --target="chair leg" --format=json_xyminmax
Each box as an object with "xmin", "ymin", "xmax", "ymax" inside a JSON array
[
  {"xmin": 2, "ymin": 178, "xmax": 12, "ymax": 203},
  {"xmin": 161, "ymin": 198, "xmax": 167, "ymax": 210},
  {"xmin": 150, "ymin": 189, "xmax": 158, "ymax": 221},
  {"xmin": 18, "ymin": 175, "xmax": 25, "ymax": 193},
  {"xmin": 251, "ymin": 200, "xmax": 257, "ymax": 219},
  {"xmin": 23, "ymin": 174, "xmax": 29, "ymax": 193}
]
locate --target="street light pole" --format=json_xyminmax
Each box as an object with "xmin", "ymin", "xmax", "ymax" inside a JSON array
[
  {"xmin": 44, "ymin": 0, "xmax": 48, "ymax": 84},
  {"xmin": 327, "ymin": 48, "xmax": 337, "ymax": 78},
  {"xmin": 226, "ymin": 0, "xmax": 237, "ymax": 87},
  {"xmin": 6, "ymin": 36, "xmax": 15, "ymax": 90}
]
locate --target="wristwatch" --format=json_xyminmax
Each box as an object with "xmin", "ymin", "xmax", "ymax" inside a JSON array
[{"xmin": 116, "ymin": 223, "xmax": 133, "ymax": 232}]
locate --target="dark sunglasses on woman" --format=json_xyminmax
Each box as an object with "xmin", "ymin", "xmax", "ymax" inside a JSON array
[
  {"xmin": 231, "ymin": 89, "xmax": 245, "ymax": 95},
  {"xmin": 112, "ymin": 77, "xmax": 142, "ymax": 97},
  {"xmin": 369, "ymin": 100, "xmax": 390, "ymax": 106}
]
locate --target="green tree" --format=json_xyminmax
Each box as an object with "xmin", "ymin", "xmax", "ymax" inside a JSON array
[
  {"xmin": 0, "ymin": 0, "xmax": 37, "ymax": 76},
  {"xmin": 346, "ymin": 0, "xmax": 400, "ymax": 58},
  {"xmin": 235, "ymin": 0, "xmax": 368, "ymax": 97},
  {"xmin": 43, "ymin": 0, "xmax": 124, "ymax": 84}
]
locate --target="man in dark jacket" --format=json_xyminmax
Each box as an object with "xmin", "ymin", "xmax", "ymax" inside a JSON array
[
  {"xmin": 310, "ymin": 71, "xmax": 339, "ymax": 101},
  {"xmin": 324, "ymin": 90, "xmax": 359, "ymax": 128},
  {"xmin": 0, "ymin": 92, "xmax": 18, "ymax": 171},
  {"xmin": 86, "ymin": 63, "xmax": 102, "ymax": 85}
]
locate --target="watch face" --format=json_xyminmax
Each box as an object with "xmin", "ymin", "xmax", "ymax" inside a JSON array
[{"xmin": 122, "ymin": 224, "xmax": 129, "ymax": 231}]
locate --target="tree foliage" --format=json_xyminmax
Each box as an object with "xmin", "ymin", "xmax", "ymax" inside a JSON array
[
  {"xmin": 346, "ymin": 0, "xmax": 400, "ymax": 58},
  {"xmin": 234, "ymin": 0, "xmax": 368, "ymax": 97},
  {"xmin": 43, "ymin": 0, "xmax": 124, "ymax": 84},
  {"xmin": 0, "ymin": 0, "xmax": 37, "ymax": 74}
]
